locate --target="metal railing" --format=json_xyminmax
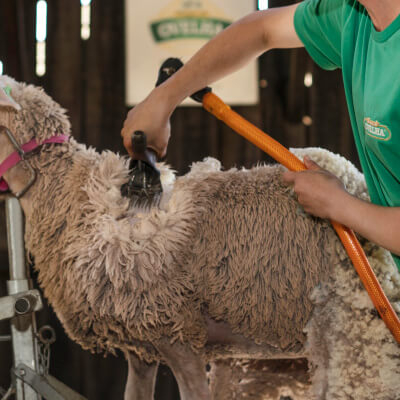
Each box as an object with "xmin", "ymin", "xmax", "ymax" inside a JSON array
[{"xmin": 0, "ymin": 196, "xmax": 86, "ymax": 400}]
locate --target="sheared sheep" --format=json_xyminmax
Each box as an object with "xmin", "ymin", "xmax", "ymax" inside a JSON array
[{"xmin": 0, "ymin": 75, "xmax": 399, "ymax": 400}]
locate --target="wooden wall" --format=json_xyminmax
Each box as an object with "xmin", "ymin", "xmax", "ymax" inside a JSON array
[{"xmin": 0, "ymin": 0, "xmax": 357, "ymax": 398}]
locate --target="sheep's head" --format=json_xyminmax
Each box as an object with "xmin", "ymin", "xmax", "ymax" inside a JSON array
[
  {"xmin": 0, "ymin": 76, "xmax": 70, "ymax": 144},
  {"xmin": 0, "ymin": 76, "xmax": 71, "ymax": 197}
]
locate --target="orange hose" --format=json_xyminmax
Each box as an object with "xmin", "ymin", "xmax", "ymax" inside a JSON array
[{"xmin": 202, "ymin": 91, "xmax": 400, "ymax": 344}]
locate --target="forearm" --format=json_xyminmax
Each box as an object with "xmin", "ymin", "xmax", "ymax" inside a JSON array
[
  {"xmin": 154, "ymin": 4, "xmax": 302, "ymax": 112},
  {"xmin": 332, "ymin": 192, "xmax": 400, "ymax": 256},
  {"xmin": 122, "ymin": 4, "xmax": 302, "ymax": 156}
]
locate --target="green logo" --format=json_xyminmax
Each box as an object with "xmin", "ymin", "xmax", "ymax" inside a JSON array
[
  {"xmin": 150, "ymin": 17, "xmax": 231, "ymax": 42},
  {"xmin": 364, "ymin": 118, "xmax": 391, "ymax": 141}
]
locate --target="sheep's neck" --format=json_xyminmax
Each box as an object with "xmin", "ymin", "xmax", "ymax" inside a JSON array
[{"xmin": 3, "ymin": 163, "xmax": 35, "ymax": 214}]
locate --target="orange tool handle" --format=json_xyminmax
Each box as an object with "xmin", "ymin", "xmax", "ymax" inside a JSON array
[{"xmin": 202, "ymin": 91, "xmax": 400, "ymax": 344}]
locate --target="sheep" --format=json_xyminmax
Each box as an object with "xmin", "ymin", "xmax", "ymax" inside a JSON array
[{"xmin": 0, "ymin": 75, "xmax": 399, "ymax": 400}]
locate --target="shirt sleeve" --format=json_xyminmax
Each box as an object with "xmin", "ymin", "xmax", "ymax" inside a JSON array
[{"xmin": 294, "ymin": 0, "xmax": 345, "ymax": 70}]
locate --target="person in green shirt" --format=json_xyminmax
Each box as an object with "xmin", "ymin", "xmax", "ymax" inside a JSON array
[{"xmin": 121, "ymin": 0, "xmax": 400, "ymax": 270}]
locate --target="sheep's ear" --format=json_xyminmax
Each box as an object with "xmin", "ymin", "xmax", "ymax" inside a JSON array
[{"xmin": 0, "ymin": 85, "xmax": 21, "ymax": 111}]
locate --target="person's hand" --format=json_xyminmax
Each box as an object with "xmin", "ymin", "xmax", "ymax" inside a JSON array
[
  {"xmin": 121, "ymin": 90, "xmax": 173, "ymax": 158},
  {"xmin": 282, "ymin": 156, "xmax": 348, "ymax": 219}
]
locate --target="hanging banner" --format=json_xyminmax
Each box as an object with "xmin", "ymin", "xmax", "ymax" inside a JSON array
[{"xmin": 125, "ymin": 0, "xmax": 258, "ymax": 106}]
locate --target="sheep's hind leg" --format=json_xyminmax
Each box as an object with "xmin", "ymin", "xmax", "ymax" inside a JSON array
[
  {"xmin": 155, "ymin": 340, "xmax": 211, "ymax": 400},
  {"xmin": 124, "ymin": 352, "xmax": 159, "ymax": 400}
]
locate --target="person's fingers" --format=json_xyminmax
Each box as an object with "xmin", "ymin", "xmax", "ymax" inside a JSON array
[
  {"xmin": 282, "ymin": 170, "xmax": 296, "ymax": 183},
  {"xmin": 121, "ymin": 127, "xmax": 168, "ymax": 158},
  {"xmin": 123, "ymin": 135, "xmax": 134, "ymax": 157},
  {"xmin": 148, "ymin": 144, "xmax": 166, "ymax": 159},
  {"xmin": 147, "ymin": 131, "xmax": 170, "ymax": 159},
  {"xmin": 304, "ymin": 155, "xmax": 321, "ymax": 171}
]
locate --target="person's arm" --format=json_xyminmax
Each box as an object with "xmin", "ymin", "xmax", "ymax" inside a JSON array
[
  {"xmin": 283, "ymin": 157, "xmax": 400, "ymax": 256},
  {"xmin": 121, "ymin": 4, "xmax": 303, "ymax": 157}
]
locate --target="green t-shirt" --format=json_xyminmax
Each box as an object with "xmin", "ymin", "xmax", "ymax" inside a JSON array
[{"xmin": 294, "ymin": 0, "xmax": 400, "ymax": 272}]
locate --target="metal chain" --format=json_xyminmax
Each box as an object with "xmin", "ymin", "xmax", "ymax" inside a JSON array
[
  {"xmin": 35, "ymin": 325, "xmax": 56, "ymax": 376},
  {"xmin": 37, "ymin": 340, "xmax": 51, "ymax": 375},
  {"xmin": 0, "ymin": 326, "xmax": 56, "ymax": 399}
]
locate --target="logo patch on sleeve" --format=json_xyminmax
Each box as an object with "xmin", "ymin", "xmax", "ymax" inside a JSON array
[{"xmin": 364, "ymin": 118, "xmax": 391, "ymax": 141}]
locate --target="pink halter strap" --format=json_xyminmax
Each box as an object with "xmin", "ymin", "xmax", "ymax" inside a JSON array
[{"xmin": 0, "ymin": 134, "xmax": 69, "ymax": 192}]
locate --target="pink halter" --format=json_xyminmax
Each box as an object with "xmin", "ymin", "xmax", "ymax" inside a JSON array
[{"xmin": 0, "ymin": 134, "xmax": 70, "ymax": 192}]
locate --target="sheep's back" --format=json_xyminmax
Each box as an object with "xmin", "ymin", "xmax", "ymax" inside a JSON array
[{"xmin": 180, "ymin": 164, "xmax": 338, "ymax": 350}]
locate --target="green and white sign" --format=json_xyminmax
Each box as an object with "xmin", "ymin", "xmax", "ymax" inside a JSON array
[
  {"xmin": 150, "ymin": 17, "xmax": 231, "ymax": 42},
  {"xmin": 125, "ymin": 0, "xmax": 258, "ymax": 106}
]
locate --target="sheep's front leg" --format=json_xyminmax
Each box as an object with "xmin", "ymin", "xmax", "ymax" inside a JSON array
[
  {"xmin": 155, "ymin": 340, "xmax": 211, "ymax": 400},
  {"xmin": 124, "ymin": 352, "xmax": 159, "ymax": 400}
]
